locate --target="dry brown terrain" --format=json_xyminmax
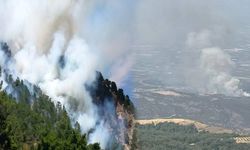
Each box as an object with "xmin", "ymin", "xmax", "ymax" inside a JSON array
[
  {"xmin": 234, "ymin": 137, "xmax": 250, "ymax": 144},
  {"xmin": 136, "ymin": 118, "xmax": 233, "ymax": 134}
]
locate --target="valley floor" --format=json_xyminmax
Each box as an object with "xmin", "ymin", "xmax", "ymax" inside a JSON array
[
  {"xmin": 136, "ymin": 118, "xmax": 233, "ymax": 134},
  {"xmin": 132, "ymin": 118, "xmax": 250, "ymax": 150}
]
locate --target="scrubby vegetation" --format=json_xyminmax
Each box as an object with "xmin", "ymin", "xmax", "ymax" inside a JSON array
[
  {"xmin": 133, "ymin": 122, "xmax": 250, "ymax": 150},
  {"xmin": 0, "ymin": 78, "xmax": 100, "ymax": 150}
]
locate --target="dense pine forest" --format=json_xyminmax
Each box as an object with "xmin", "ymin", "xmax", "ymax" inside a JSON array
[{"xmin": 0, "ymin": 76, "xmax": 100, "ymax": 150}]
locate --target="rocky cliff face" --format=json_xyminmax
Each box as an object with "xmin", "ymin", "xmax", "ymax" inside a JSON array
[{"xmin": 88, "ymin": 72, "xmax": 135, "ymax": 149}]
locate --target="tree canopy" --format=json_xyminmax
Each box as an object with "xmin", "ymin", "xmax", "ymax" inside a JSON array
[{"xmin": 0, "ymin": 78, "xmax": 100, "ymax": 150}]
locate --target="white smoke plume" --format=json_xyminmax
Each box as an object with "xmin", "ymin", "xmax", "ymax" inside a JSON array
[
  {"xmin": 0, "ymin": 0, "xmax": 134, "ymax": 148},
  {"xmin": 185, "ymin": 30, "xmax": 250, "ymax": 97},
  {"xmin": 88, "ymin": 121, "xmax": 110, "ymax": 148},
  {"xmin": 200, "ymin": 47, "xmax": 246, "ymax": 96}
]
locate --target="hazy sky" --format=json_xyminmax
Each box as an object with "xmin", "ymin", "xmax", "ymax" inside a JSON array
[
  {"xmin": 132, "ymin": 0, "xmax": 250, "ymax": 96},
  {"xmin": 133, "ymin": 0, "xmax": 250, "ymax": 46}
]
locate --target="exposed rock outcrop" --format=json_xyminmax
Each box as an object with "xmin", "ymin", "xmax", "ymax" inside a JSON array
[{"xmin": 88, "ymin": 71, "xmax": 135, "ymax": 149}]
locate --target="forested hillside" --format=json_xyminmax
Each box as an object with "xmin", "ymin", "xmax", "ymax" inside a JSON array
[
  {"xmin": 0, "ymin": 77, "xmax": 100, "ymax": 150},
  {"xmin": 0, "ymin": 42, "xmax": 135, "ymax": 150}
]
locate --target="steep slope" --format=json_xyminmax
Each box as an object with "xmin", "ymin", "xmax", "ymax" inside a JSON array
[
  {"xmin": 88, "ymin": 72, "xmax": 135, "ymax": 149},
  {"xmin": 0, "ymin": 42, "xmax": 135, "ymax": 149},
  {"xmin": 0, "ymin": 78, "xmax": 100, "ymax": 149}
]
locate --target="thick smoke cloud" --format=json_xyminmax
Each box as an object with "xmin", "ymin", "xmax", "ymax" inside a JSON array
[
  {"xmin": 0, "ymin": 0, "xmax": 134, "ymax": 148},
  {"xmin": 184, "ymin": 30, "xmax": 250, "ymax": 97},
  {"xmin": 201, "ymin": 48, "xmax": 250, "ymax": 96}
]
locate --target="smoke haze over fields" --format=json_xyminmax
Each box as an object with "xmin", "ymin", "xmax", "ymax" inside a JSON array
[
  {"xmin": 131, "ymin": 0, "xmax": 250, "ymax": 134},
  {"xmin": 133, "ymin": 0, "xmax": 250, "ymax": 96}
]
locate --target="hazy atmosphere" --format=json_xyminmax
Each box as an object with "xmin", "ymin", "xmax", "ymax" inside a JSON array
[
  {"xmin": 132, "ymin": 0, "xmax": 250, "ymax": 134},
  {"xmin": 133, "ymin": 0, "xmax": 250, "ymax": 96},
  {"xmin": 1, "ymin": 0, "xmax": 250, "ymax": 149}
]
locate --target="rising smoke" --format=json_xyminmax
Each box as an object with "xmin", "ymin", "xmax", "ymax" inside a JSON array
[
  {"xmin": 133, "ymin": 0, "xmax": 250, "ymax": 97},
  {"xmin": 0, "ymin": 0, "xmax": 134, "ymax": 148},
  {"xmin": 185, "ymin": 30, "xmax": 250, "ymax": 97}
]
